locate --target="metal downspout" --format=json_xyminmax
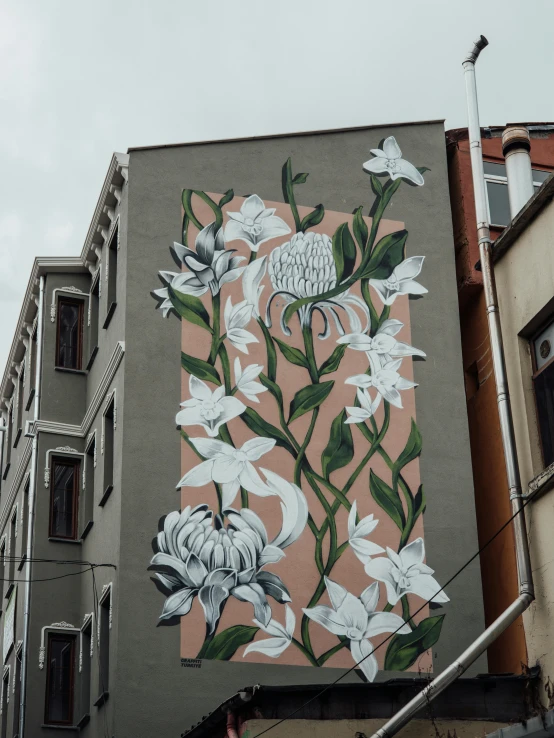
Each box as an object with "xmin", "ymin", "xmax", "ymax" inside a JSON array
[
  {"xmin": 19, "ymin": 274, "xmax": 45, "ymax": 737},
  {"xmin": 368, "ymin": 36, "xmax": 534, "ymax": 738}
]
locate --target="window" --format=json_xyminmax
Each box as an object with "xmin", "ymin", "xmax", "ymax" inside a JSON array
[
  {"xmin": 533, "ymin": 320, "xmax": 554, "ymax": 467},
  {"xmin": 104, "ymin": 225, "xmax": 118, "ymax": 328},
  {"xmin": 484, "ymin": 161, "xmax": 551, "ymax": 227},
  {"xmin": 1, "ymin": 669, "xmax": 8, "ymax": 738},
  {"xmin": 12, "ymin": 649, "xmax": 21, "ymax": 735},
  {"xmin": 7, "ymin": 512, "xmax": 16, "ymax": 591},
  {"xmin": 96, "ymin": 592, "xmax": 110, "ymax": 703},
  {"xmin": 55, "ymin": 298, "xmax": 84, "ymax": 370},
  {"xmin": 49, "ymin": 458, "xmax": 80, "ymax": 540},
  {"xmin": 20, "ymin": 478, "xmax": 30, "ymax": 568},
  {"xmin": 26, "ymin": 327, "xmax": 37, "ymax": 410},
  {"xmin": 82, "ymin": 438, "xmax": 95, "ymax": 537},
  {"xmin": 79, "ymin": 621, "xmax": 92, "ymax": 723},
  {"xmin": 87, "ymin": 274, "xmax": 100, "ymax": 369},
  {"xmin": 44, "ymin": 634, "xmax": 75, "ymax": 726},
  {"xmin": 3, "ymin": 406, "xmax": 13, "ymax": 478},
  {"xmin": 101, "ymin": 399, "xmax": 115, "ymax": 507},
  {"xmin": 0, "ymin": 541, "xmax": 5, "ymax": 603},
  {"xmin": 14, "ymin": 366, "xmax": 24, "ymax": 446}
]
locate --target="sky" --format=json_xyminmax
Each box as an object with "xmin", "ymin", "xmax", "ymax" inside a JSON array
[{"xmin": 0, "ymin": 0, "xmax": 553, "ymax": 369}]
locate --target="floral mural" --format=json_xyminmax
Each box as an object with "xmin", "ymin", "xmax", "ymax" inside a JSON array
[{"xmin": 149, "ymin": 136, "xmax": 449, "ymax": 679}]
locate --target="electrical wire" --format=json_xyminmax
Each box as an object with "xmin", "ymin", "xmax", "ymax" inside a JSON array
[
  {"xmin": 0, "ymin": 567, "xmax": 96, "ymax": 583},
  {"xmin": 250, "ymin": 490, "xmax": 537, "ymax": 738}
]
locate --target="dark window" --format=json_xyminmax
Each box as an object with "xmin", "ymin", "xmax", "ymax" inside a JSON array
[
  {"xmin": 12, "ymin": 650, "xmax": 21, "ymax": 735},
  {"xmin": 79, "ymin": 622, "xmax": 92, "ymax": 721},
  {"xmin": 88, "ymin": 276, "xmax": 100, "ymax": 368},
  {"xmin": 27, "ymin": 328, "xmax": 37, "ymax": 407},
  {"xmin": 20, "ymin": 478, "xmax": 30, "ymax": 567},
  {"xmin": 104, "ymin": 225, "xmax": 118, "ymax": 328},
  {"xmin": 1, "ymin": 671, "xmax": 8, "ymax": 738},
  {"xmin": 55, "ymin": 298, "xmax": 83, "ymax": 370},
  {"xmin": 5, "ymin": 405, "xmax": 13, "ymax": 470},
  {"xmin": 49, "ymin": 458, "xmax": 80, "ymax": 540},
  {"xmin": 98, "ymin": 593, "xmax": 110, "ymax": 698},
  {"xmin": 15, "ymin": 366, "xmax": 24, "ymax": 442},
  {"xmin": 0, "ymin": 540, "xmax": 5, "ymax": 601},
  {"xmin": 484, "ymin": 161, "xmax": 552, "ymax": 227},
  {"xmin": 82, "ymin": 438, "xmax": 95, "ymax": 535},
  {"xmin": 101, "ymin": 400, "xmax": 114, "ymax": 505},
  {"xmin": 7, "ymin": 511, "xmax": 16, "ymax": 587},
  {"xmin": 533, "ymin": 322, "xmax": 554, "ymax": 467},
  {"xmin": 44, "ymin": 634, "xmax": 75, "ymax": 726}
]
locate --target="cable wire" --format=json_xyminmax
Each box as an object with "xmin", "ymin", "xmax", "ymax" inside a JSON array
[{"xmin": 250, "ymin": 490, "xmax": 536, "ymax": 738}]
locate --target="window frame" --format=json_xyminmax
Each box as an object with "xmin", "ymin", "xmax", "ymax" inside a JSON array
[
  {"xmin": 530, "ymin": 319, "xmax": 554, "ymax": 468},
  {"xmin": 55, "ymin": 297, "xmax": 84, "ymax": 371},
  {"xmin": 48, "ymin": 457, "xmax": 80, "ymax": 541},
  {"xmin": 484, "ymin": 159, "xmax": 552, "ymax": 228},
  {"xmin": 44, "ymin": 633, "xmax": 76, "ymax": 727}
]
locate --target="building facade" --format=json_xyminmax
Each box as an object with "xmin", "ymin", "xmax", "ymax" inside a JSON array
[
  {"xmin": 447, "ymin": 124, "xmax": 554, "ymax": 678},
  {"xmin": 0, "ymin": 122, "xmax": 486, "ymax": 737}
]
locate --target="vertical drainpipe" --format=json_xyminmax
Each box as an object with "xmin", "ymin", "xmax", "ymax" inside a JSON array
[
  {"xmin": 368, "ymin": 36, "xmax": 535, "ymax": 738},
  {"xmin": 502, "ymin": 126, "xmax": 535, "ymax": 219},
  {"xmin": 19, "ymin": 274, "xmax": 45, "ymax": 738}
]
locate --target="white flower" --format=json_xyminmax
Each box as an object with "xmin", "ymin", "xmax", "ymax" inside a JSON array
[
  {"xmin": 348, "ymin": 501, "xmax": 385, "ymax": 564},
  {"xmin": 171, "ymin": 222, "xmax": 245, "ymax": 297},
  {"xmin": 256, "ymin": 468, "xmax": 308, "ymax": 552},
  {"xmin": 225, "ymin": 195, "xmax": 291, "ymax": 253},
  {"xmin": 345, "ymin": 359, "xmax": 417, "ymax": 410},
  {"xmin": 224, "ymin": 297, "xmax": 258, "ymax": 354},
  {"xmin": 337, "ymin": 321, "xmax": 426, "ymax": 370},
  {"xmin": 303, "ymin": 578, "xmax": 410, "ymax": 681},
  {"xmin": 234, "ymin": 358, "xmax": 267, "ymax": 403},
  {"xmin": 345, "ymin": 388, "xmax": 381, "ymax": 424},
  {"xmin": 243, "ymin": 605, "xmax": 295, "ymax": 659},
  {"xmin": 153, "ymin": 271, "xmax": 208, "ymax": 316},
  {"xmin": 150, "ymin": 504, "xmax": 295, "ymax": 629},
  {"xmin": 176, "ymin": 376, "xmax": 246, "ymax": 438},
  {"xmin": 365, "ymin": 538, "xmax": 450, "ymax": 607},
  {"xmin": 363, "ymin": 136, "xmax": 424, "ymax": 186},
  {"xmin": 177, "ymin": 436, "xmax": 275, "ymax": 508},
  {"xmin": 369, "ymin": 256, "xmax": 428, "ymax": 306},
  {"xmin": 267, "ymin": 232, "xmax": 369, "ymax": 338},
  {"xmin": 242, "ymin": 256, "xmax": 267, "ymax": 318}
]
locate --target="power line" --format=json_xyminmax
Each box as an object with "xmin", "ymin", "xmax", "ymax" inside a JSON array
[{"xmin": 250, "ymin": 490, "xmax": 536, "ymax": 738}]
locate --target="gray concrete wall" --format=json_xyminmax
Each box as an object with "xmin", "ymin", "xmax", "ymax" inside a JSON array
[{"xmin": 119, "ymin": 123, "xmax": 485, "ymax": 738}]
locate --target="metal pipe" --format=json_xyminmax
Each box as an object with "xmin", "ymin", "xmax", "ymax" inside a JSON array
[
  {"xmin": 502, "ymin": 126, "xmax": 534, "ymax": 219},
  {"xmin": 19, "ymin": 274, "xmax": 45, "ymax": 738},
  {"xmin": 368, "ymin": 36, "xmax": 534, "ymax": 738}
]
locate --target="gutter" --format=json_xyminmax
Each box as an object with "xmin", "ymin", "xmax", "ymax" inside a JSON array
[
  {"xmin": 368, "ymin": 35, "xmax": 535, "ymax": 738},
  {"xmin": 19, "ymin": 274, "xmax": 45, "ymax": 737}
]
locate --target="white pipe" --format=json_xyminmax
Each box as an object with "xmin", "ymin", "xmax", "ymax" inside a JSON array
[
  {"xmin": 19, "ymin": 274, "xmax": 44, "ymax": 737},
  {"xmin": 502, "ymin": 127, "xmax": 535, "ymax": 219},
  {"xmin": 368, "ymin": 36, "xmax": 534, "ymax": 738}
]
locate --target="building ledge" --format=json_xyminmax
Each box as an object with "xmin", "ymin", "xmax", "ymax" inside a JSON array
[
  {"xmin": 76, "ymin": 713, "xmax": 90, "ymax": 729},
  {"xmin": 94, "ymin": 691, "xmax": 109, "ymax": 708},
  {"xmin": 48, "ymin": 537, "xmax": 81, "ymax": 545},
  {"xmin": 55, "ymin": 367, "xmax": 87, "ymax": 376},
  {"xmin": 103, "ymin": 302, "xmax": 117, "ymax": 329},
  {"xmin": 486, "ymin": 707, "xmax": 554, "ymax": 738},
  {"xmin": 80, "ymin": 520, "xmax": 94, "ymax": 540},
  {"xmin": 99, "ymin": 485, "xmax": 113, "ymax": 507},
  {"xmin": 527, "ymin": 462, "xmax": 554, "ymax": 500},
  {"xmin": 41, "ymin": 724, "xmax": 79, "ymax": 731},
  {"xmin": 86, "ymin": 346, "xmax": 99, "ymax": 371}
]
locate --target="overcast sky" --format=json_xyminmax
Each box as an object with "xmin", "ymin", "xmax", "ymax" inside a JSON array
[{"xmin": 1, "ymin": 0, "xmax": 553, "ymax": 369}]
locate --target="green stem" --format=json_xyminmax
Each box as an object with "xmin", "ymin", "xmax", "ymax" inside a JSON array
[
  {"xmin": 294, "ymin": 410, "xmax": 319, "ymax": 487},
  {"xmin": 291, "ymin": 638, "xmax": 319, "ymax": 666},
  {"xmin": 241, "ymin": 488, "xmax": 249, "ymax": 509},
  {"xmin": 401, "ymin": 595, "xmax": 416, "ymax": 630},
  {"xmin": 218, "ymin": 343, "xmax": 232, "ymax": 395},
  {"xmin": 208, "ymin": 294, "xmax": 221, "ymax": 364},
  {"xmin": 248, "ymin": 251, "xmax": 257, "ymax": 264},
  {"xmin": 302, "ymin": 324, "xmax": 319, "ymax": 383},
  {"xmin": 362, "ymin": 279, "xmax": 380, "ymax": 336}
]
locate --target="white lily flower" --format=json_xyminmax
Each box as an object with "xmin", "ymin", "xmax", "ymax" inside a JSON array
[
  {"xmin": 365, "ymin": 538, "xmax": 450, "ymax": 607},
  {"xmin": 224, "ymin": 297, "xmax": 258, "ymax": 354},
  {"xmin": 234, "ymin": 357, "xmax": 267, "ymax": 403},
  {"xmin": 176, "ymin": 376, "xmax": 246, "ymax": 438},
  {"xmin": 225, "ymin": 195, "xmax": 291, "ymax": 253},
  {"xmin": 242, "ymin": 256, "xmax": 267, "ymax": 318},
  {"xmin": 363, "ymin": 136, "xmax": 424, "ymax": 186},
  {"xmin": 243, "ymin": 605, "xmax": 295, "ymax": 659},
  {"xmin": 256, "ymin": 468, "xmax": 309, "ymax": 552},
  {"xmin": 337, "ymin": 321, "xmax": 426, "ymax": 370},
  {"xmin": 345, "ymin": 359, "xmax": 417, "ymax": 410},
  {"xmin": 369, "ymin": 256, "xmax": 428, "ymax": 306},
  {"xmin": 153, "ymin": 271, "xmax": 208, "ymax": 316},
  {"xmin": 348, "ymin": 501, "xmax": 385, "ymax": 564},
  {"xmin": 177, "ymin": 436, "xmax": 276, "ymax": 508},
  {"xmin": 303, "ymin": 578, "xmax": 410, "ymax": 681},
  {"xmin": 345, "ymin": 388, "xmax": 382, "ymax": 424}
]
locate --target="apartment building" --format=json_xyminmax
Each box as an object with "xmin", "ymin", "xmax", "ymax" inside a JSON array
[{"xmin": 0, "ymin": 122, "xmax": 492, "ymax": 737}]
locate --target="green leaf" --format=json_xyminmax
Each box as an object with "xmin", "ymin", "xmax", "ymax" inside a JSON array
[
  {"xmin": 370, "ymin": 175, "xmax": 383, "ymax": 198},
  {"xmin": 332, "ymin": 223, "xmax": 357, "ymax": 283},
  {"xmin": 168, "ymin": 285, "xmax": 212, "ymax": 332},
  {"xmin": 181, "ymin": 352, "xmax": 221, "ymax": 385},
  {"xmin": 274, "ymin": 337, "xmax": 310, "ymax": 369},
  {"xmin": 394, "ymin": 419, "xmax": 422, "ymax": 481},
  {"xmin": 289, "ymin": 381, "xmax": 334, "ymax": 423},
  {"xmin": 353, "ymin": 206, "xmax": 368, "ymax": 252},
  {"xmin": 369, "ymin": 470, "xmax": 406, "ymax": 532},
  {"xmin": 384, "ymin": 615, "xmax": 445, "ymax": 671},
  {"xmin": 414, "ymin": 484, "xmax": 426, "ymax": 521},
  {"xmin": 241, "ymin": 407, "xmax": 293, "ymax": 451},
  {"xmin": 218, "ymin": 189, "xmax": 234, "ymax": 207},
  {"xmin": 319, "ymin": 344, "xmax": 347, "ymax": 376},
  {"xmin": 369, "ymin": 177, "xmax": 402, "ymax": 218},
  {"xmin": 199, "ymin": 625, "xmax": 259, "ymax": 661},
  {"xmin": 281, "ymin": 158, "xmax": 294, "ymax": 204},
  {"xmin": 259, "ymin": 373, "xmax": 283, "ymax": 405},
  {"xmin": 182, "ymin": 189, "xmax": 203, "ymax": 230},
  {"xmin": 362, "ymin": 229, "xmax": 408, "ymax": 280},
  {"xmin": 300, "ymin": 204, "xmax": 325, "ymax": 232},
  {"xmin": 292, "ymin": 172, "xmax": 309, "ymax": 184},
  {"xmin": 258, "ymin": 319, "xmax": 277, "ymax": 381},
  {"xmin": 321, "ymin": 409, "xmax": 354, "ymax": 478}
]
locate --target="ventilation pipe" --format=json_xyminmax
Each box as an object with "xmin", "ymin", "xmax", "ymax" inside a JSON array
[
  {"xmin": 368, "ymin": 36, "xmax": 534, "ymax": 738},
  {"xmin": 502, "ymin": 126, "xmax": 535, "ymax": 219}
]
